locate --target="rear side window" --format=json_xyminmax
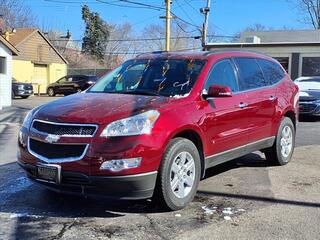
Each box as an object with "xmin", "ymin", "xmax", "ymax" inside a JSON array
[
  {"xmin": 234, "ymin": 58, "xmax": 266, "ymax": 91},
  {"xmin": 257, "ymin": 59, "xmax": 285, "ymax": 85},
  {"xmin": 205, "ymin": 59, "xmax": 239, "ymax": 92}
]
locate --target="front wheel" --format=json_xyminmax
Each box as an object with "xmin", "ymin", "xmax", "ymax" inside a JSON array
[
  {"xmin": 265, "ymin": 117, "xmax": 295, "ymax": 165},
  {"xmin": 154, "ymin": 138, "xmax": 201, "ymax": 211},
  {"xmin": 47, "ymin": 88, "xmax": 55, "ymax": 97}
]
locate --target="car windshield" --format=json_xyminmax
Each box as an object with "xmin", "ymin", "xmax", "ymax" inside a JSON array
[{"xmin": 88, "ymin": 59, "xmax": 205, "ymax": 97}]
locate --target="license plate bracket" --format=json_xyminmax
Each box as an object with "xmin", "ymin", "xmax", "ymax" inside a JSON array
[{"xmin": 36, "ymin": 164, "xmax": 61, "ymax": 184}]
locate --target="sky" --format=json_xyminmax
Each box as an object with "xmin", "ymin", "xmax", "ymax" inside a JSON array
[{"xmin": 25, "ymin": 0, "xmax": 308, "ymax": 41}]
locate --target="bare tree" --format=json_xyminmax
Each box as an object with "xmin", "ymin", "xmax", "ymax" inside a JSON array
[
  {"xmin": 142, "ymin": 21, "xmax": 200, "ymax": 52},
  {"xmin": 289, "ymin": 0, "xmax": 320, "ymax": 29},
  {"xmin": 0, "ymin": 0, "xmax": 36, "ymax": 29},
  {"xmin": 104, "ymin": 22, "xmax": 137, "ymax": 68}
]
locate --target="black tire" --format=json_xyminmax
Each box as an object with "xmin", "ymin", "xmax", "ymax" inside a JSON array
[
  {"xmin": 265, "ymin": 117, "xmax": 295, "ymax": 166},
  {"xmin": 154, "ymin": 137, "xmax": 201, "ymax": 211},
  {"xmin": 47, "ymin": 88, "xmax": 55, "ymax": 97},
  {"xmin": 21, "ymin": 96, "xmax": 29, "ymax": 99}
]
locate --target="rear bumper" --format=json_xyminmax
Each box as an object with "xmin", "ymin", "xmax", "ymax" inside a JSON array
[{"xmin": 18, "ymin": 161, "xmax": 157, "ymax": 200}]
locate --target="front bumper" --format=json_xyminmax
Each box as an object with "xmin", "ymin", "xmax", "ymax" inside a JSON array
[
  {"xmin": 18, "ymin": 161, "xmax": 157, "ymax": 200},
  {"xmin": 299, "ymin": 103, "xmax": 320, "ymax": 116},
  {"xmin": 16, "ymin": 90, "xmax": 33, "ymax": 96}
]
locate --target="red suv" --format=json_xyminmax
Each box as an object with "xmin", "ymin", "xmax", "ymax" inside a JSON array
[{"xmin": 18, "ymin": 51, "xmax": 299, "ymax": 210}]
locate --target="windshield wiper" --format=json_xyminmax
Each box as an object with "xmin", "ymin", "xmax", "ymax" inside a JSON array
[{"xmin": 119, "ymin": 90, "xmax": 162, "ymax": 96}]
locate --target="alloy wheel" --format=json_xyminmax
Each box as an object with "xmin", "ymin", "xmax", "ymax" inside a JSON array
[
  {"xmin": 280, "ymin": 125, "xmax": 293, "ymax": 159},
  {"xmin": 170, "ymin": 151, "xmax": 195, "ymax": 199}
]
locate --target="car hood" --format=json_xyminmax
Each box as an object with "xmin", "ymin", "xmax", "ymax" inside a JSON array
[
  {"xmin": 34, "ymin": 92, "xmax": 172, "ymax": 124},
  {"xmin": 13, "ymin": 82, "xmax": 32, "ymax": 86},
  {"xmin": 295, "ymin": 81, "xmax": 320, "ymax": 91}
]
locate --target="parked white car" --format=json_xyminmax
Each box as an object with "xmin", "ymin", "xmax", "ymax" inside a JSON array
[{"xmin": 294, "ymin": 77, "xmax": 320, "ymax": 91}]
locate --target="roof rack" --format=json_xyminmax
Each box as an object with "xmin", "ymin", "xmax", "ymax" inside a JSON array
[{"xmin": 136, "ymin": 51, "xmax": 168, "ymax": 58}]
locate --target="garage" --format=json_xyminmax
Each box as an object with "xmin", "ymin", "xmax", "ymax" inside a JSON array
[{"xmin": 33, "ymin": 64, "xmax": 48, "ymax": 94}]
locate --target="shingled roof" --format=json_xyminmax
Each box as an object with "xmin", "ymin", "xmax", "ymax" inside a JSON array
[
  {"xmin": 7, "ymin": 28, "xmax": 67, "ymax": 63},
  {"xmin": 0, "ymin": 35, "xmax": 18, "ymax": 55}
]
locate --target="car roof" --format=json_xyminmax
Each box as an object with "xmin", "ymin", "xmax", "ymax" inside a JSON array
[{"xmin": 134, "ymin": 50, "xmax": 273, "ymax": 61}]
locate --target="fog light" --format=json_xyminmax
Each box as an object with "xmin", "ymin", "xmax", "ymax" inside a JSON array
[{"xmin": 100, "ymin": 157, "xmax": 142, "ymax": 172}]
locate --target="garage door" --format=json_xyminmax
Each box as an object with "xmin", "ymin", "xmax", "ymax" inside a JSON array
[{"xmin": 34, "ymin": 64, "xmax": 48, "ymax": 94}]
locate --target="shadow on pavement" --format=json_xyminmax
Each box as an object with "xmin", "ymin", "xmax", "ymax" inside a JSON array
[
  {"xmin": 299, "ymin": 115, "xmax": 320, "ymax": 122},
  {"xmin": 197, "ymin": 190, "xmax": 320, "ymax": 208}
]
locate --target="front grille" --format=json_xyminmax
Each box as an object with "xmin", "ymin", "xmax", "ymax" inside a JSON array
[
  {"xmin": 299, "ymin": 103, "xmax": 317, "ymax": 113},
  {"xmin": 29, "ymin": 138, "xmax": 87, "ymax": 160},
  {"xmin": 32, "ymin": 120, "xmax": 97, "ymax": 136},
  {"xmin": 62, "ymin": 173, "xmax": 91, "ymax": 185}
]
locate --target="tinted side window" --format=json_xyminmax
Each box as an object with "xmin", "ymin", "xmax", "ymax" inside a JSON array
[
  {"xmin": 205, "ymin": 59, "xmax": 239, "ymax": 92},
  {"xmin": 257, "ymin": 59, "xmax": 285, "ymax": 85},
  {"xmin": 235, "ymin": 58, "xmax": 266, "ymax": 91}
]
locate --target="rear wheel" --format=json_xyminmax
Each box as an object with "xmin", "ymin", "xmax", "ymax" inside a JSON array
[
  {"xmin": 265, "ymin": 117, "xmax": 295, "ymax": 165},
  {"xmin": 47, "ymin": 88, "xmax": 55, "ymax": 97},
  {"xmin": 154, "ymin": 138, "xmax": 201, "ymax": 211}
]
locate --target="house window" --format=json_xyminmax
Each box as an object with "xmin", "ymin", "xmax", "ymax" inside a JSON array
[
  {"xmin": 0, "ymin": 57, "xmax": 6, "ymax": 74},
  {"xmin": 302, "ymin": 57, "xmax": 320, "ymax": 76}
]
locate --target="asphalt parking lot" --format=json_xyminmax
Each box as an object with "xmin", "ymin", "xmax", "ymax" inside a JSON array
[{"xmin": 1, "ymin": 96, "xmax": 320, "ymax": 240}]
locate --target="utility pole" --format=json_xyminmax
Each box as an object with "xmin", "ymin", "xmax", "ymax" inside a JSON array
[
  {"xmin": 201, "ymin": 0, "xmax": 211, "ymax": 49},
  {"xmin": 165, "ymin": 0, "xmax": 172, "ymax": 51}
]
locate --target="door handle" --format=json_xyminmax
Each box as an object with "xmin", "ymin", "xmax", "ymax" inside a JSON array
[
  {"xmin": 239, "ymin": 102, "xmax": 248, "ymax": 109},
  {"xmin": 269, "ymin": 96, "xmax": 277, "ymax": 101}
]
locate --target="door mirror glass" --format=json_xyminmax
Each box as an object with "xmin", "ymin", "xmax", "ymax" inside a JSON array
[{"xmin": 204, "ymin": 85, "xmax": 233, "ymax": 98}]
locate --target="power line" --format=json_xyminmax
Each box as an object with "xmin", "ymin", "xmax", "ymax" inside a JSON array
[
  {"xmin": 49, "ymin": 34, "xmax": 237, "ymax": 42},
  {"xmin": 100, "ymin": 46, "xmax": 203, "ymax": 55},
  {"xmin": 95, "ymin": 0, "xmax": 164, "ymax": 11},
  {"xmin": 175, "ymin": 0, "xmax": 198, "ymax": 27}
]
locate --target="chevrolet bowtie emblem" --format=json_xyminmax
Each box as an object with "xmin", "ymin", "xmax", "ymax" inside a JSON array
[{"xmin": 45, "ymin": 134, "xmax": 60, "ymax": 143}]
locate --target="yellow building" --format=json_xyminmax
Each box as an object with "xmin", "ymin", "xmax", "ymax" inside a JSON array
[{"xmin": 5, "ymin": 28, "xmax": 68, "ymax": 94}]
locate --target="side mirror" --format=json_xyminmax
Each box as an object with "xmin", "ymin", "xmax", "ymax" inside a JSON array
[{"xmin": 203, "ymin": 85, "xmax": 233, "ymax": 98}]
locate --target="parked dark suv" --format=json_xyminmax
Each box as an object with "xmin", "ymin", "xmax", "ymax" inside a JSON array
[
  {"xmin": 18, "ymin": 51, "xmax": 299, "ymax": 210},
  {"xmin": 47, "ymin": 75, "xmax": 98, "ymax": 96},
  {"xmin": 12, "ymin": 78, "xmax": 33, "ymax": 99}
]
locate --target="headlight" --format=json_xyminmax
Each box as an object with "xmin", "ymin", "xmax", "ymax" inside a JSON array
[
  {"xmin": 101, "ymin": 110, "xmax": 160, "ymax": 137},
  {"xmin": 22, "ymin": 107, "xmax": 39, "ymax": 129},
  {"xmin": 87, "ymin": 81, "xmax": 95, "ymax": 84},
  {"xmin": 18, "ymin": 85, "xmax": 24, "ymax": 90}
]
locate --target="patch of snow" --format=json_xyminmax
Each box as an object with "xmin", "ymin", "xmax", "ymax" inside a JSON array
[
  {"xmin": 175, "ymin": 213, "xmax": 181, "ymax": 217},
  {"xmin": 202, "ymin": 206, "xmax": 216, "ymax": 215},
  {"xmin": 237, "ymin": 208, "xmax": 245, "ymax": 212},
  {"xmin": 222, "ymin": 208, "xmax": 233, "ymax": 215},
  {"xmin": 171, "ymin": 93, "xmax": 190, "ymax": 99},
  {"xmin": 10, "ymin": 212, "xmax": 41, "ymax": 219}
]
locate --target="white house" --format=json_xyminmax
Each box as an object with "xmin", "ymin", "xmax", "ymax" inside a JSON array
[{"xmin": 0, "ymin": 35, "xmax": 18, "ymax": 109}]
